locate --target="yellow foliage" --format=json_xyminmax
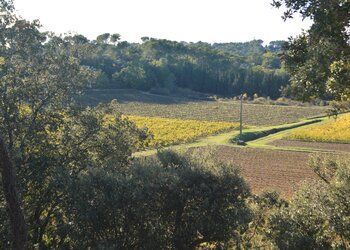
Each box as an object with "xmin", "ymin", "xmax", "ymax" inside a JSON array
[
  {"xmin": 19, "ymin": 105, "xmax": 32, "ymax": 116},
  {"xmin": 124, "ymin": 115, "xmax": 240, "ymax": 147},
  {"xmin": 286, "ymin": 113, "xmax": 350, "ymax": 143}
]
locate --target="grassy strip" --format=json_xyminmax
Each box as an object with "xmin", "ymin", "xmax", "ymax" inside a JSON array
[
  {"xmin": 134, "ymin": 116, "xmax": 332, "ymax": 157},
  {"xmin": 231, "ymin": 119, "xmax": 322, "ymax": 143},
  {"xmin": 134, "ymin": 130, "xmax": 240, "ymax": 157}
]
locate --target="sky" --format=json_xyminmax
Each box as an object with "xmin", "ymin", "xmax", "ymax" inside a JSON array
[{"xmin": 13, "ymin": 0, "xmax": 311, "ymax": 44}]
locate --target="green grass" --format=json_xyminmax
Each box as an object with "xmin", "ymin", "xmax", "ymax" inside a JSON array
[
  {"xmin": 245, "ymin": 116, "xmax": 350, "ymax": 153},
  {"xmin": 231, "ymin": 119, "xmax": 322, "ymax": 143},
  {"xmin": 134, "ymin": 117, "xmax": 330, "ymax": 157},
  {"xmin": 134, "ymin": 129, "xmax": 240, "ymax": 157}
]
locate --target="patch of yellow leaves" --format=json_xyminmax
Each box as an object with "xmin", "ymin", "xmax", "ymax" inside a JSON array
[
  {"xmin": 286, "ymin": 113, "xmax": 350, "ymax": 143},
  {"xmin": 124, "ymin": 115, "xmax": 240, "ymax": 147}
]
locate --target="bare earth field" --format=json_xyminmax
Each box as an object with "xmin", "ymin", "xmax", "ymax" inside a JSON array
[
  {"xmin": 269, "ymin": 139, "xmax": 350, "ymax": 153},
  {"xmin": 201, "ymin": 146, "xmax": 317, "ymax": 198},
  {"xmin": 114, "ymin": 101, "xmax": 327, "ymax": 126},
  {"xmin": 80, "ymin": 89, "xmax": 328, "ymax": 126}
]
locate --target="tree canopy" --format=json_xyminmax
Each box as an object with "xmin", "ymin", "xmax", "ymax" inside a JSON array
[
  {"xmin": 272, "ymin": 0, "xmax": 350, "ymax": 102},
  {"xmin": 0, "ymin": 1, "xmax": 148, "ymax": 248},
  {"xmin": 66, "ymin": 36, "xmax": 289, "ymax": 99}
]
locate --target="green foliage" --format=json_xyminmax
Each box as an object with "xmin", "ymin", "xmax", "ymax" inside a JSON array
[
  {"xmin": 70, "ymin": 36, "xmax": 288, "ymax": 98},
  {"xmin": 267, "ymin": 155, "xmax": 350, "ymax": 249},
  {"xmin": 212, "ymin": 39, "xmax": 265, "ymax": 57},
  {"xmin": 235, "ymin": 191, "xmax": 288, "ymax": 249},
  {"xmin": 112, "ymin": 63, "xmax": 148, "ymax": 89},
  {"xmin": 95, "ymin": 33, "xmax": 121, "ymax": 45},
  {"xmin": 231, "ymin": 119, "xmax": 321, "ymax": 143},
  {"xmin": 0, "ymin": 4, "xmax": 149, "ymax": 248},
  {"xmin": 64, "ymin": 149, "xmax": 252, "ymax": 249},
  {"xmin": 327, "ymin": 59, "xmax": 350, "ymax": 102},
  {"xmin": 273, "ymin": 0, "xmax": 350, "ymax": 101},
  {"xmin": 262, "ymin": 52, "xmax": 281, "ymax": 69},
  {"xmin": 0, "ymin": 103, "xmax": 148, "ymax": 248}
]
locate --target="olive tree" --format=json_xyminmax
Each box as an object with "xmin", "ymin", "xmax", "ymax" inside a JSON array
[
  {"xmin": 272, "ymin": 0, "xmax": 350, "ymax": 102},
  {"xmin": 66, "ymin": 149, "xmax": 252, "ymax": 249},
  {"xmin": 0, "ymin": 1, "xmax": 149, "ymax": 248},
  {"xmin": 268, "ymin": 156, "xmax": 350, "ymax": 249}
]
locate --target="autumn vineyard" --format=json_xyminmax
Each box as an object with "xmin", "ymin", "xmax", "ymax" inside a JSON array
[{"xmin": 1, "ymin": 0, "xmax": 350, "ymax": 249}]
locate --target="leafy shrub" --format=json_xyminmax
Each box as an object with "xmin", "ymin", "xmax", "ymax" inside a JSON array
[
  {"xmin": 252, "ymin": 96, "xmax": 268, "ymax": 104},
  {"xmin": 67, "ymin": 149, "xmax": 252, "ymax": 249},
  {"xmin": 267, "ymin": 155, "xmax": 350, "ymax": 249}
]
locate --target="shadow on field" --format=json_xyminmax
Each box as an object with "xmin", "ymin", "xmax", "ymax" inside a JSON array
[{"xmin": 77, "ymin": 88, "xmax": 212, "ymax": 106}]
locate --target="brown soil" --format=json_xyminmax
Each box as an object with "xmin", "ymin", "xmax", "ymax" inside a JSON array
[
  {"xmin": 201, "ymin": 146, "xmax": 317, "ymax": 198},
  {"xmin": 269, "ymin": 139, "xmax": 350, "ymax": 153}
]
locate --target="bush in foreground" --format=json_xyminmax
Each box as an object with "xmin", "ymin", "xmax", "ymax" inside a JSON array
[
  {"xmin": 67, "ymin": 149, "xmax": 252, "ymax": 249},
  {"xmin": 267, "ymin": 156, "xmax": 350, "ymax": 249}
]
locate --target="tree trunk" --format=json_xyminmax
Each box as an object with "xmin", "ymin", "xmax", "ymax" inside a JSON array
[
  {"xmin": 173, "ymin": 204, "xmax": 189, "ymax": 250},
  {"xmin": 0, "ymin": 137, "xmax": 27, "ymax": 250}
]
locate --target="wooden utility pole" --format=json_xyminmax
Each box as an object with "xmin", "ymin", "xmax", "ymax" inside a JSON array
[{"xmin": 239, "ymin": 94, "xmax": 243, "ymax": 139}]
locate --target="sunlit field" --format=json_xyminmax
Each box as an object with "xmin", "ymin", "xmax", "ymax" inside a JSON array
[
  {"xmin": 113, "ymin": 101, "xmax": 328, "ymax": 126},
  {"xmin": 286, "ymin": 113, "xmax": 350, "ymax": 143},
  {"xmin": 126, "ymin": 115, "xmax": 240, "ymax": 147}
]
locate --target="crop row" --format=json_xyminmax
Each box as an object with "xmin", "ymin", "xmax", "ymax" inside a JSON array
[
  {"xmin": 115, "ymin": 101, "xmax": 327, "ymax": 127},
  {"xmin": 125, "ymin": 115, "xmax": 240, "ymax": 147},
  {"xmin": 286, "ymin": 113, "xmax": 350, "ymax": 143}
]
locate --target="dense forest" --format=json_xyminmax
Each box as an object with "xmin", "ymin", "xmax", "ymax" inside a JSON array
[{"xmin": 65, "ymin": 35, "xmax": 288, "ymax": 98}]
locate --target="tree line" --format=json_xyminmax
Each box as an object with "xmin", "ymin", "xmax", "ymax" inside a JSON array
[{"xmin": 65, "ymin": 34, "xmax": 289, "ymax": 99}]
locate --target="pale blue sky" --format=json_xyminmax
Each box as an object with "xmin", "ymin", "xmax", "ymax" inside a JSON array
[{"xmin": 14, "ymin": 0, "xmax": 311, "ymax": 43}]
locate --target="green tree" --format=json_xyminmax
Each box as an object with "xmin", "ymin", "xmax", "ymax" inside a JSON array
[
  {"xmin": 76, "ymin": 36, "xmax": 287, "ymax": 98},
  {"xmin": 268, "ymin": 156, "xmax": 350, "ymax": 249},
  {"xmin": 262, "ymin": 52, "xmax": 281, "ymax": 69},
  {"xmin": 66, "ymin": 149, "xmax": 252, "ymax": 249},
  {"xmin": 327, "ymin": 59, "xmax": 350, "ymax": 102},
  {"xmin": 96, "ymin": 33, "xmax": 110, "ymax": 44},
  {"xmin": 110, "ymin": 33, "xmax": 121, "ymax": 44},
  {"xmin": 0, "ymin": 2, "xmax": 148, "ymax": 248},
  {"xmin": 272, "ymin": 0, "xmax": 350, "ymax": 101},
  {"xmin": 113, "ymin": 63, "xmax": 148, "ymax": 89}
]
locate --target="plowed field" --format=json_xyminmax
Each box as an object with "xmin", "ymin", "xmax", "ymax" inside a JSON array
[
  {"xmin": 195, "ymin": 146, "xmax": 317, "ymax": 198},
  {"xmin": 269, "ymin": 139, "xmax": 350, "ymax": 153}
]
